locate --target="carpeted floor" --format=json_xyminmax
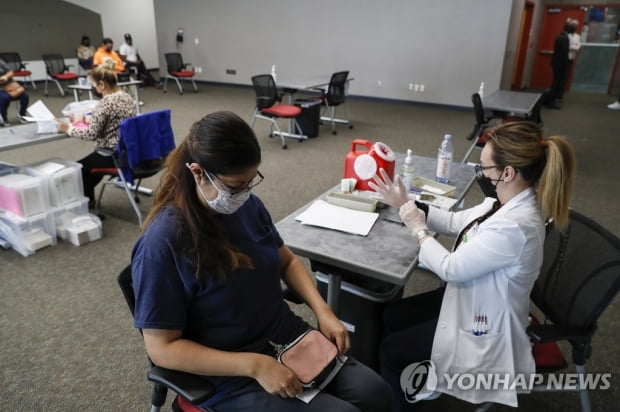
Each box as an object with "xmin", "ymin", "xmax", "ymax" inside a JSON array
[{"xmin": 1, "ymin": 80, "xmax": 619, "ymax": 411}]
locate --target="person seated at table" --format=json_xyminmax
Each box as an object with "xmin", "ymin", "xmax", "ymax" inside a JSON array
[
  {"xmin": 370, "ymin": 121, "xmax": 576, "ymax": 410},
  {"xmin": 130, "ymin": 111, "xmax": 393, "ymax": 412},
  {"xmin": 118, "ymin": 33, "xmax": 158, "ymax": 87},
  {"xmin": 76, "ymin": 35, "xmax": 96, "ymax": 70},
  {"xmin": 0, "ymin": 58, "xmax": 29, "ymax": 126},
  {"xmin": 56, "ymin": 62, "xmax": 136, "ymax": 208},
  {"xmin": 93, "ymin": 37, "xmax": 126, "ymax": 74}
]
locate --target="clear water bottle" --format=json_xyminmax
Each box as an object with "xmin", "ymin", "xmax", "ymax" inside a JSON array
[
  {"xmin": 436, "ymin": 134, "xmax": 453, "ymax": 183},
  {"xmin": 401, "ymin": 149, "xmax": 415, "ymax": 192},
  {"xmin": 478, "ymin": 82, "xmax": 485, "ymax": 99}
]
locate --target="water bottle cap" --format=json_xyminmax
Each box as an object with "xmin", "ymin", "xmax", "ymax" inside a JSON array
[{"xmin": 444, "ymin": 134, "xmax": 452, "ymax": 140}]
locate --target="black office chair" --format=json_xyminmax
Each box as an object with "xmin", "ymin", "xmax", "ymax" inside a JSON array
[
  {"xmin": 314, "ymin": 71, "xmax": 353, "ymax": 135},
  {"xmin": 250, "ymin": 74, "xmax": 306, "ymax": 149},
  {"xmin": 118, "ymin": 263, "xmax": 304, "ymax": 412},
  {"xmin": 461, "ymin": 92, "xmax": 500, "ymax": 164},
  {"xmin": 526, "ymin": 210, "xmax": 620, "ymax": 412},
  {"xmin": 117, "ymin": 265, "xmax": 216, "ymax": 412},
  {"xmin": 41, "ymin": 54, "xmax": 79, "ymax": 97},
  {"xmin": 163, "ymin": 53, "xmax": 197, "ymax": 95},
  {"xmin": 91, "ymin": 110, "xmax": 175, "ymax": 226},
  {"xmin": 0, "ymin": 52, "xmax": 36, "ymax": 90}
]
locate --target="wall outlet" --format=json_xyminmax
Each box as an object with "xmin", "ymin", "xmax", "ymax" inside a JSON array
[
  {"xmin": 377, "ymin": 80, "xmax": 382, "ymax": 87},
  {"xmin": 196, "ymin": 67, "xmax": 202, "ymax": 73},
  {"xmin": 194, "ymin": 37, "xmax": 199, "ymax": 45},
  {"xmin": 414, "ymin": 84, "xmax": 419, "ymax": 92},
  {"xmin": 420, "ymin": 84, "xmax": 425, "ymax": 92},
  {"xmin": 409, "ymin": 83, "xmax": 413, "ymax": 91},
  {"xmin": 226, "ymin": 68, "xmax": 237, "ymax": 75}
]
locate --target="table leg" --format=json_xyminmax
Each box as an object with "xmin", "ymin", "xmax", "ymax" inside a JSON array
[
  {"xmin": 72, "ymin": 89, "xmax": 79, "ymax": 102},
  {"xmin": 327, "ymin": 273, "xmax": 342, "ymax": 314}
]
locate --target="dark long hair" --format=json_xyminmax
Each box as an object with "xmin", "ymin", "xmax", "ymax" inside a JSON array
[{"xmin": 143, "ymin": 111, "xmax": 262, "ymax": 277}]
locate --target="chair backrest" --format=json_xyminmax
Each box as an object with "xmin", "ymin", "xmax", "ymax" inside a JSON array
[
  {"xmin": 251, "ymin": 74, "xmax": 279, "ymax": 109},
  {"xmin": 42, "ymin": 54, "xmax": 68, "ymax": 75},
  {"xmin": 165, "ymin": 53, "xmax": 184, "ymax": 73},
  {"xmin": 117, "ymin": 265, "xmax": 136, "ymax": 316},
  {"xmin": 531, "ymin": 210, "xmax": 620, "ymax": 331},
  {"xmin": 472, "ymin": 93, "xmax": 487, "ymax": 126},
  {"xmin": 0, "ymin": 52, "xmax": 24, "ymax": 71},
  {"xmin": 326, "ymin": 71, "xmax": 349, "ymax": 105}
]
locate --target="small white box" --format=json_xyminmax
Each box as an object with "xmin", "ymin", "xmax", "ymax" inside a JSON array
[
  {"xmin": 52, "ymin": 197, "xmax": 89, "ymax": 234},
  {"xmin": 58, "ymin": 213, "xmax": 102, "ymax": 246}
]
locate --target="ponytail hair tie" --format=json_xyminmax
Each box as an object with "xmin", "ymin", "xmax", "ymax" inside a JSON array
[{"xmin": 541, "ymin": 139, "xmax": 548, "ymax": 148}]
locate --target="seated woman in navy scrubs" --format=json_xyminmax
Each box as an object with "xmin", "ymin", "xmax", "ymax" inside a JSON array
[{"xmin": 131, "ymin": 111, "xmax": 393, "ymax": 412}]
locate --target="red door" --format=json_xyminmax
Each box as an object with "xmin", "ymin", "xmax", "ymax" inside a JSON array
[
  {"xmin": 512, "ymin": 2, "xmax": 535, "ymax": 90},
  {"xmin": 530, "ymin": 6, "xmax": 586, "ymax": 89}
]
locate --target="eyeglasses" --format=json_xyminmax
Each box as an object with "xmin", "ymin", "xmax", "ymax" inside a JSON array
[
  {"xmin": 203, "ymin": 170, "xmax": 264, "ymax": 195},
  {"xmin": 474, "ymin": 164, "xmax": 500, "ymax": 178}
]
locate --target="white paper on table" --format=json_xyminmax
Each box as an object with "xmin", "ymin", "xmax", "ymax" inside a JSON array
[
  {"xmin": 24, "ymin": 100, "xmax": 58, "ymax": 134},
  {"xmin": 295, "ymin": 199, "xmax": 378, "ymax": 236}
]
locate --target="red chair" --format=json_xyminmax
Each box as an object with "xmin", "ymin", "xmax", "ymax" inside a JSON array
[
  {"xmin": 42, "ymin": 54, "xmax": 79, "ymax": 97},
  {"xmin": 0, "ymin": 52, "xmax": 36, "ymax": 90},
  {"xmin": 163, "ymin": 53, "xmax": 197, "ymax": 95},
  {"xmin": 250, "ymin": 74, "xmax": 306, "ymax": 149}
]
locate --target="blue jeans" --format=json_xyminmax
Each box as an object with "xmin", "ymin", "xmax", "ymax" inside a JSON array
[{"xmin": 0, "ymin": 88, "xmax": 29, "ymax": 122}]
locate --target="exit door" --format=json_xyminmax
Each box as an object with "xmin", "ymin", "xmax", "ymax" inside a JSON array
[{"xmin": 530, "ymin": 6, "xmax": 586, "ymax": 90}]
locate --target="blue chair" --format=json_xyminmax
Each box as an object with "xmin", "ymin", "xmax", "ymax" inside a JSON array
[{"xmin": 92, "ymin": 110, "xmax": 176, "ymax": 226}]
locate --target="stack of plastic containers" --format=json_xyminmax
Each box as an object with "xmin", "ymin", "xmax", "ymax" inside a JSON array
[
  {"xmin": 0, "ymin": 169, "xmax": 56, "ymax": 257},
  {"xmin": 22, "ymin": 158, "xmax": 102, "ymax": 247}
]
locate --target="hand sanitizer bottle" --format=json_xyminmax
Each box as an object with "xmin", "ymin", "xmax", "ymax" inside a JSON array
[
  {"xmin": 271, "ymin": 65, "xmax": 277, "ymax": 82},
  {"xmin": 436, "ymin": 134, "xmax": 453, "ymax": 184},
  {"xmin": 401, "ymin": 149, "xmax": 415, "ymax": 192},
  {"xmin": 478, "ymin": 82, "xmax": 485, "ymax": 99}
]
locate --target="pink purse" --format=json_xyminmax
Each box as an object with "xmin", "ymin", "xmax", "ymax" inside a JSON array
[{"xmin": 276, "ymin": 329, "xmax": 339, "ymax": 387}]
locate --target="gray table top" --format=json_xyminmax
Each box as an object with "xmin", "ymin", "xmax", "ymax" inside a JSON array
[
  {"xmin": 482, "ymin": 90, "xmax": 541, "ymax": 116},
  {"xmin": 0, "ymin": 123, "xmax": 66, "ymax": 153},
  {"xmin": 275, "ymin": 154, "xmax": 475, "ymax": 286}
]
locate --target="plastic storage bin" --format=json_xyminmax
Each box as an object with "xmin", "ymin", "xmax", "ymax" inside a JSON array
[
  {"xmin": 314, "ymin": 265, "xmax": 403, "ymax": 371},
  {"xmin": 0, "ymin": 173, "xmax": 47, "ymax": 218},
  {"xmin": 0, "ymin": 162, "xmax": 17, "ymax": 177},
  {"xmin": 22, "ymin": 158, "xmax": 84, "ymax": 207},
  {"xmin": 52, "ymin": 196, "xmax": 89, "ymax": 236},
  {"xmin": 294, "ymin": 99, "xmax": 322, "ymax": 138},
  {"xmin": 0, "ymin": 210, "xmax": 56, "ymax": 257}
]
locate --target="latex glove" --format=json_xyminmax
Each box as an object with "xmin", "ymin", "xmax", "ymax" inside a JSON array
[
  {"xmin": 368, "ymin": 168, "xmax": 410, "ymax": 208},
  {"xmin": 399, "ymin": 200, "xmax": 427, "ymax": 234}
]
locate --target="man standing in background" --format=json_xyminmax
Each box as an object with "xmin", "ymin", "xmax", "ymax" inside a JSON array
[{"xmin": 546, "ymin": 19, "xmax": 578, "ymax": 109}]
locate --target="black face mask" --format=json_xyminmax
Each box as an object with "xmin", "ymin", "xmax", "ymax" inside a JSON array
[{"xmin": 476, "ymin": 174, "xmax": 502, "ymax": 199}]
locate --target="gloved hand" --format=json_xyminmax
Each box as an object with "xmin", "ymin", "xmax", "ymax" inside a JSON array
[
  {"xmin": 368, "ymin": 168, "xmax": 410, "ymax": 208},
  {"xmin": 399, "ymin": 200, "xmax": 427, "ymax": 234}
]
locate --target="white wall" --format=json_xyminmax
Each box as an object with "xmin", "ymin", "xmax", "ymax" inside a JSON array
[{"xmin": 153, "ymin": 0, "xmax": 513, "ymax": 107}]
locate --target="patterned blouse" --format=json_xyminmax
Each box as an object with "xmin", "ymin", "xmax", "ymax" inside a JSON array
[{"xmin": 67, "ymin": 90, "xmax": 136, "ymax": 150}]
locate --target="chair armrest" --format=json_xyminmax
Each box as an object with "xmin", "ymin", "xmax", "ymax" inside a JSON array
[
  {"xmin": 148, "ymin": 365, "xmax": 216, "ymax": 405},
  {"xmin": 526, "ymin": 323, "xmax": 590, "ymax": 343}
]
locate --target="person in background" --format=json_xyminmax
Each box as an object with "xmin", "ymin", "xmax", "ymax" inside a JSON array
[
  {"xmin": 568, "ymin": 19, "xmax": 581, "ymax": 70},
  {"xmin": 131, "ymin": 111, "xmax": 393, "ymax": 412},
  {"xmin": 56, "ymin": 62, "xmax": 136, "ymax": 208},
  {"xmin": 119, "ymin": 33, "xmax": 158, "ymax": 87},
  {"xmin": 76, "ymin": 35, "xmax": 96, "ymax": 70},
  {"xmin": 370, "ymin": 121, "xmax": 576, "ymax": 411},
  {"xmin": 546, "ymin": 19, "xmax": 577, "ymax": 109},
  {"xmin": 0, "ymin": 58, "xmax": 29, "ymax": 126},
  {"xmin": 93, "ymin": 38, "xmax": 126, "ymax": 74}
]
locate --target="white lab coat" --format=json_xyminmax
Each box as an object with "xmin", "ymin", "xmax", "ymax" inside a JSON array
[{"xmin": 420, "ymin": 187, "xmax": 544, "ymax": 407}]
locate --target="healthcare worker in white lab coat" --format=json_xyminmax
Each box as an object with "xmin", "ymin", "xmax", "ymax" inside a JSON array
[{"xmin": 370, "ymin": 121, "xmax": 576, "ymax": 410}]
